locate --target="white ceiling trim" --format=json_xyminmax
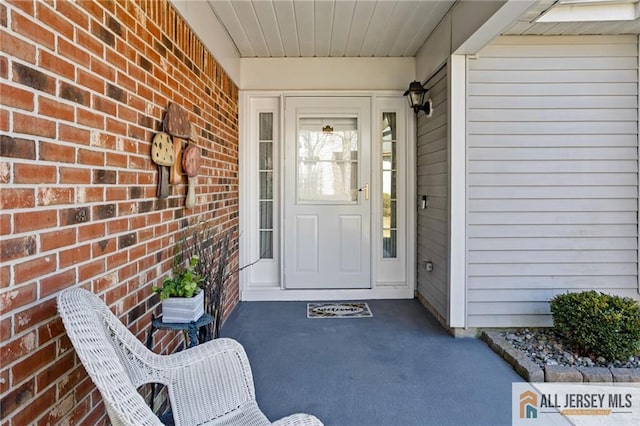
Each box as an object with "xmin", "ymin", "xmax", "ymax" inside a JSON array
[
  {"xmin": 455, "ymin": 0, "xmax": 538, "ymax": 54},
  {"xmin": 239, "ymin": 57, "xmax": 415, "ymax": 90}
]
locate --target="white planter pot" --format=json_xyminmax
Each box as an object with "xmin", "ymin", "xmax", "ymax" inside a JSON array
[{"xmin": 161, "ymin": 290, "xmax": 204, "ymax": 323}]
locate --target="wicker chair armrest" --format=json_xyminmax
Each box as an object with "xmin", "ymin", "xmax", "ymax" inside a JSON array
[
  {"xmin": 272, "ymin": 413, "xmax": 324, "ymax": 426},
  {"xmin": 153, "ymin": 338, "xmax": 258, "ymax": 425},
  {"xmin": 153, "ymin": 338, "xmax": 246, "ymax": 371}
]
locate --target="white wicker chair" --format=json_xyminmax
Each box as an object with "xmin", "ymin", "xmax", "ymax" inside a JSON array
[{"xmin": 57, "ymin": 288, "xmax": 323, "ymax": 426}]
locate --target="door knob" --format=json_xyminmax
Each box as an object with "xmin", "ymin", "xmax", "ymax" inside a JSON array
[{"xmin": 358, "ymin": 183, "xmax": 369, "ymax": 200}]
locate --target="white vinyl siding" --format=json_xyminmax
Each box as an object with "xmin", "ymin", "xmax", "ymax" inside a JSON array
[
  {"xmin": 467, "ymin": 35, "xmax": 639, "ymax": 328},
  {"xmin": 417, "ymin": 65, "xmax": 449, "ymax": 319}
]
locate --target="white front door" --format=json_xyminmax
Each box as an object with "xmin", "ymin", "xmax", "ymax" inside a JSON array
[{"xmin": 284, "ymin": 97, "xmax": 371, "ymax": 289}]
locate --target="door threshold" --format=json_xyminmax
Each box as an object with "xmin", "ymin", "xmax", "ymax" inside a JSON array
[{"xmin": 241, "ymin": 287, "xmax": 414, "ymax": 301}]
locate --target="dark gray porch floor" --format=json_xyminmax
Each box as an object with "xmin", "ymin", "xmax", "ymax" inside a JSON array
[{"xmin": 220, "ymin": 299, "xmax": 522, "ymax": 426}]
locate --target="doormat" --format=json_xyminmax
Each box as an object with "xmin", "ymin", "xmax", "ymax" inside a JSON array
[{"xmin": 307, "ymin": 302, "xmax": 372, "ymax": 318}]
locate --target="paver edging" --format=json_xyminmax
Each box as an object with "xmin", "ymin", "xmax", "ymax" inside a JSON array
[{"xmin": 481, "ymin": 330, "xmax": 639, "ymax": 383}]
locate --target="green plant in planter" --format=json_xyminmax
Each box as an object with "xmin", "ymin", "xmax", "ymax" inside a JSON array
[
  {"xmin": 153, "ymin": 255, "xmax": 204, "ymax": 300},
  {"xmin": 164, "ymin": 220, "xmax": 260, "ymax": 338}
]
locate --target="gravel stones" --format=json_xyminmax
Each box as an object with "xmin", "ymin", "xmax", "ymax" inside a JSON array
[{"xmin": 502, "ymin": 328, "xmax": 640, "ymax": 370}]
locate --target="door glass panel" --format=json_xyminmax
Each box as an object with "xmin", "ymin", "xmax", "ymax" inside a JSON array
[
  {"xmin": 260, "ymin": 231, "xmax": 273, "ymax": 259},
  {"xmin": 259, "ymin": 201, "xmax": 273, "ymax": 229},
  {"xmin": 259, "ymin": 141, "xmax": 273, "ymax": 170},
  {"xmin": 259, "ymin": 112, "xmax": 274, "ymax": 259},
  {"xmin": 384, "ymin": 230, "xmax": 397, "ymax": 258},
  {"xmin": 259, "ymin": 113, "xmax": 273, "ymax": 141},
  {"xmin": 297, "ymin": 117, "xmax": 358, "ymax": 203},
  {"xmin": 382, "ymin": 112, "xmax": 397, "ymax": 258},
  {"xmin": 259, "ymin": 171, "xmax": 273, "ymax": 199}
]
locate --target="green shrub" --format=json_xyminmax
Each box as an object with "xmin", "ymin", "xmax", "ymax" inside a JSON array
[{"xmin": 550, "ymin": 290, "xmax": 640, "ymax": 361}]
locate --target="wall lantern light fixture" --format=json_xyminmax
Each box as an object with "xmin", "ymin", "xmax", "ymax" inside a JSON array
[{"xmin": 403, "ymin": 80, "xmax": 433, "ymax": 117}]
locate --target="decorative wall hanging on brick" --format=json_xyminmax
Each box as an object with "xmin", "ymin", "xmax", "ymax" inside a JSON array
[
  {"xmin": 182, "ymin": 143, "xmax": 201, "ymax": 209},
  {"xmin": 151, "ymin": 132, "xmax": 174, "ymax": 198},
  {"xmin": 163, "ymin": 103, "xmax": 191, "ymax": 187}
]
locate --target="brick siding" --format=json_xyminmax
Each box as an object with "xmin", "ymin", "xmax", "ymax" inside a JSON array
[{"xmin": 0, "ymin": 0, "xmax": 240, "ymax": 424}]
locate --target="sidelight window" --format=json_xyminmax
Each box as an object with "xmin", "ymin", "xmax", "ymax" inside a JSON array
[
  {"xmin": 259, "ymin": 112, "xmax": 274, "ymax": 259},
  {"xmin": 382, "ymin": 112, "xmax": 397, "ymax": 258}
]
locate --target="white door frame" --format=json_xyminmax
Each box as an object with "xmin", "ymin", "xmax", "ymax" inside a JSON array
[{"xmin": 239, "ymin": 91, "xmax": 416, "ymax": 301}]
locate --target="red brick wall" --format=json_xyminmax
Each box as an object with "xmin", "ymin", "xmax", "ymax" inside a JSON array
[{"xmin": 0, "ymin": 1, "xmax": 239, "ymax": 424}]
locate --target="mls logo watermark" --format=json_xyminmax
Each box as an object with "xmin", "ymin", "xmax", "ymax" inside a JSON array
[
  {"xmin": 513, "ymin": 382, "xmax": 640, "ymax": 425},
  {"xmin": 520, "ymin": 390, "xmax": 538, "ymax": 419}
]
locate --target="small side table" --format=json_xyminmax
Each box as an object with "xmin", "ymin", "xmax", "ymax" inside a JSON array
[
  {"xmin": 146, "ymin": 313, "xmax": 215, "ymax": 350},
  {"xmin": 146, "ymin": 313, "xmax": 215, "ymax": 417}
]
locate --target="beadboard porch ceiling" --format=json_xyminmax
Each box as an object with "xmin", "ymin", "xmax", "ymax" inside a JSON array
[{"xmin": 205, "ymin": 0, "xmax": 455, "ymax": 58}]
